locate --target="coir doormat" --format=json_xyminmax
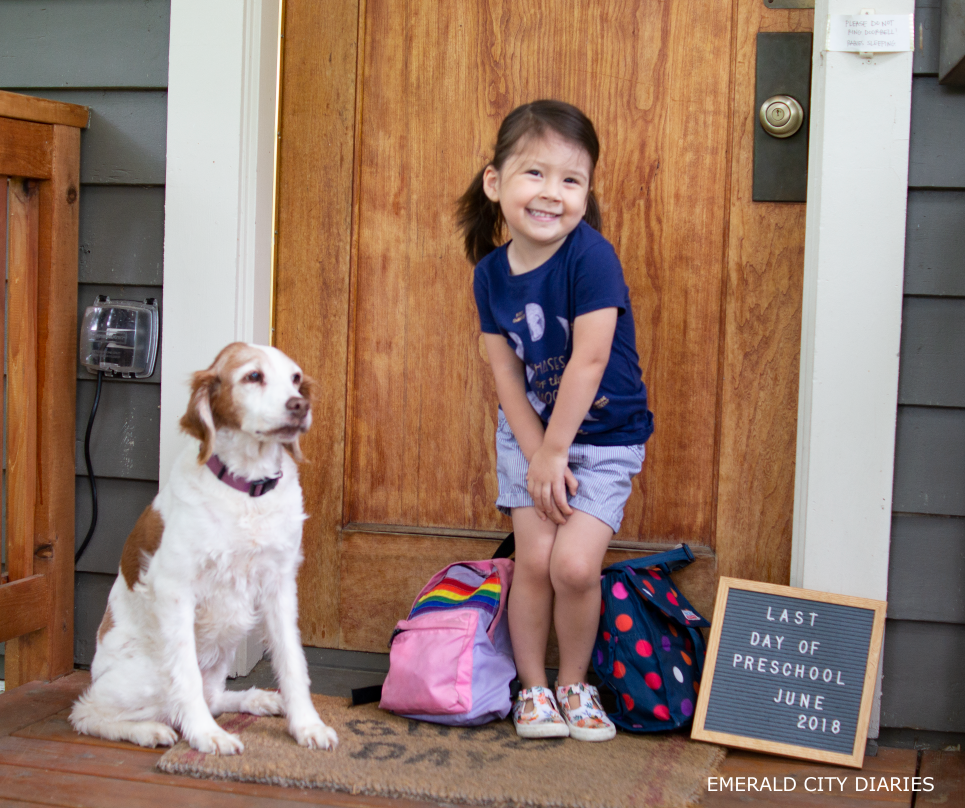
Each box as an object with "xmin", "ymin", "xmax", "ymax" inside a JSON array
[{"xmin": 157, "ymin": 695, "xmax": 725, "ymax": 808}]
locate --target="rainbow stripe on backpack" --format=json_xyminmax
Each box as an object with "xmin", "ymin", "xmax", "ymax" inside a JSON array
[{"xmin": 408, "ymin": 569, "xmax": 501, "ymax": 620}]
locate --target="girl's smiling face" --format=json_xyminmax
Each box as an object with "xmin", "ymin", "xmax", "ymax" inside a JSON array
[{"xmin": 482, "ymin": 132, "xmax": 593, "ymax": 273}]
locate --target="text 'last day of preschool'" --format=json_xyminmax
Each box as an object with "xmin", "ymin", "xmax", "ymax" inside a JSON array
[{"xmin": 731, "ymin": 606, "xmax": 850, "ymax": 738}]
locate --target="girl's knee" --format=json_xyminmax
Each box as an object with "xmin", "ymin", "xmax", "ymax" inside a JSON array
[{"xmin": 550, "ymin": 555, "xmax": 599, "ymax": 595}]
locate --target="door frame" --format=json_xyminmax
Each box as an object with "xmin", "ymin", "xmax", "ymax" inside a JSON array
[
  {"xmin": 159, "ymin": 0, "xmax": 281, "ymax": 486},
  {"xmin": 158, "ymin": 0, "xmax": 913, "ymax": 659},
  {"xmin": 791, "ymin": 0, "xmax": 913, "ymax": 604}
]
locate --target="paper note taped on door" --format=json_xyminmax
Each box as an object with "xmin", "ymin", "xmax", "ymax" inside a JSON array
[{"xmin": 826, "ymin": 14, "xmax": 914, "ymax": 53}]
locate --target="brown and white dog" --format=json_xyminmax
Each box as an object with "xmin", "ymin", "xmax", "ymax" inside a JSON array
[{"xmin": 70, "ymin": 343, "xmax": 337, "ymax": 754}]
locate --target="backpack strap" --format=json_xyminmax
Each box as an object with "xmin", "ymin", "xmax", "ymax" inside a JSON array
[
  {"xmin": 492, "ymin": 532, "xmax": 515, "ymax": 559},
  {"xmin": 605, "ymin": 543, "xmax": 695, "ymax": 575},
  {"xmin": 351, "ymin": 684, "xmax": 383, "ymax": 706}
]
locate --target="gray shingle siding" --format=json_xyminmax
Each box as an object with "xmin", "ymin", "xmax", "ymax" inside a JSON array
[
  {"xmin": 0, "ymin": 0, "xmax": 169, "ymax": 666},
  {"xmin": 883, "ymin": 0, "xmax": 965, "ymax": 734}
]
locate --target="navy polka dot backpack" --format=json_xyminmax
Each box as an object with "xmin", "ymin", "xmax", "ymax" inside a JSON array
[{"xmin": 593, "ymin": 544, "xmax": 710, "ymax": 732}]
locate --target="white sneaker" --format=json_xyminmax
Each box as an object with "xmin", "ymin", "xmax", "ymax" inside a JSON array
[
  {"xmin": 556, "ymin": 682, "xmax": 617, "ymax": 742},
  {"xmin": 511, "ymin": 685, "xmax": 569, "ymax": 739}
]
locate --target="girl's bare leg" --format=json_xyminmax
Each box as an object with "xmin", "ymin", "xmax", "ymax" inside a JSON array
[
  {"xmin": 507, "ymin": 506, "xmax": 558, "ymax": 690},
  {"xmin": 550, "ymin": 510, "xmax": 614, "ymax": 698}
]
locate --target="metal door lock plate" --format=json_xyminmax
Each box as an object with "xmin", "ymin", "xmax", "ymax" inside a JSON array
[{"xmin": 753, "ymin": 32, "xmax": 812, "ymax": 202}]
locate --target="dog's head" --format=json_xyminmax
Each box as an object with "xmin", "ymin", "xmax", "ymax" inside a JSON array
[{"xmin": 179, "ymin": 343, "xmax": 315, "ymax": 464}]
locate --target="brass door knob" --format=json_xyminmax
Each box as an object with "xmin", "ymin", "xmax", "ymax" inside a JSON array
[{"xmin": 759, "ymin": 95, "xmax": 804, "ymax": 138}]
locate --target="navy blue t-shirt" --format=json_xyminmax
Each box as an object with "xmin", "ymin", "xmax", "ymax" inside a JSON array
[{"xmin": 473, "ymin": 221, "xmax": 654, "ymax": 446}]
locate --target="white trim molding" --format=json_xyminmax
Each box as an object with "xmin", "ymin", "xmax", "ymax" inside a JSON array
[
  {"xmin": 162, "ymin": 0, "xmax": 281, "ymax": 676},
  {"xmin": 793, "ymin": 0, "xmax": 913, "ymax": 598},
  {"xmin": 792, "ymin": 0, "xmax": 914, "ymax": 734},
  {"xmin": 160, "ymin": 0, "xmax": 280, "ymax": 487}
]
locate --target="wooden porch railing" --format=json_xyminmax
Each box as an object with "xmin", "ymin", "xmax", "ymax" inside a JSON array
[{"xmin": 0, "ymin": 90, "xmax": 88, "ymax": 687}]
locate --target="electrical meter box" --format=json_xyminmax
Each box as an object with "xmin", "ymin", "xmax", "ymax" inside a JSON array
[{"xmin": 79, "ymin": 296, "xmax": 159, "ymax": 379}]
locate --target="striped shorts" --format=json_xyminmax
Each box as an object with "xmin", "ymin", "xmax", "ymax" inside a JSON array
[{"xmin": 495, "ymin": 410, "xmax": 645, "ymax": 534}]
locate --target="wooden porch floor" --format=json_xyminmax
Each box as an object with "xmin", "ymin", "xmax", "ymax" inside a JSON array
[{"xmin": 0, "ymin": 672, "xmax": 960, "ymax": 808}]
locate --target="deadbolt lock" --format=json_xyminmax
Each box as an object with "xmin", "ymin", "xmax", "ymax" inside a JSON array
[{"xmin": 759, "ymin": 94, "xmax": 804, "ymax": 138}]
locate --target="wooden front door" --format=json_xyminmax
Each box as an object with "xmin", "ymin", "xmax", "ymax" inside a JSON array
[{"xmin": 274, "ymin": 0, "xmax": 813, "ymax": 651}]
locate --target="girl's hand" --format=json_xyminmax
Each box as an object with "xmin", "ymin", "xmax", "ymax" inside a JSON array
[{"xmin": 526, "ymin": 445, "xmax": 579, "ymax": 524}]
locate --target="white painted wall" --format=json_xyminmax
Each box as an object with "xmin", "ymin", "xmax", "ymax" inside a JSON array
[
  {"xmin": 162, "ymin": 0, "xmax": 281, "ymax": 675},
  {"xmin": 792, "ymin": 1, "xmax": 915, "ymax": 736},
  {"xmin": 160, "ymin": 0, "xmax": 280, "ymax": 487}
]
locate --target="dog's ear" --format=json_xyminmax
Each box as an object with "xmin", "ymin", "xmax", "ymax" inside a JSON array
[
  {"xmin": 298, "ymin": 374, "xmax": 317, "ymax": 410},
  {"xmin": 283, "ymin": 373, "xmax": 315, "ymax": 464},
  {"xmin": 283, "ymin": 438, "xmax": 305, "ymax": 463},
  {"xmin": 179, "ymin": 368, "xmax": 219, "ymax": 464}
]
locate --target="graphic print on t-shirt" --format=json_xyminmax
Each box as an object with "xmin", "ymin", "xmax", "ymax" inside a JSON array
[{"xmin": 525, "ymin": 303, "xmax": 545, "ymax": 342}]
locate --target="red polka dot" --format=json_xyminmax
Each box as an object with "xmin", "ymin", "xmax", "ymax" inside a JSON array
[
  {"xmin": 600, "ymin": 601, "xmax": 606, "ymax": 615},
  {"xmin": 613, "ymin": 661, "xmax": 626, "ymax": 679},
  {"xmin": 603, "ymin": 631, "xmax": 611, "ymax": 642},
  {"xmin": 685, "ymin": 638, "xmax": 693, "ymax": 652},
  {"xmin": 653, "ymin": 704, "xmax": 671, "ymax": 721},
  {"xmin": 645, "ymin": 672, "xmax": 662, "ymax": 690},
  {"xmin": 649, "ymin": 570, "xmax": 661, "ymax": 580},
  {"xmin": 680, "ymin": 651, "xmax": 692, "ymax": 666},
  {"xmin": 622, "ymin": 693, "xmax": 635, "ymax": 711},
  {"xmin": 693, "ymin": 681, "xmax": 700, "ymax": 694},
  {"xmin": 615, "ymin": 614, "xmax": 633, "ymax": 632},
  {"xmin": 666, "ymin": 591, "xmax": 679, "ymax": 606},
  {"xmin": 636, "ymin": 639, "xmax": 653, "ymax": 657},
  {"xmin": 642, "ymin": 580, "xmax": 655, "ymax": 594}
]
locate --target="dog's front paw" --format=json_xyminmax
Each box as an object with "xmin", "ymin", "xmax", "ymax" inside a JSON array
[
  {"xmin": 291, "ymin": 720, "xmax": 338, "ymax": 750},
  {"xmin": 130, "ymin": 721, "xmax": 179, "ymax": 748},
  {"xmin": 192, "ymin": 727, "xmax": 245, "ymax": 755}
]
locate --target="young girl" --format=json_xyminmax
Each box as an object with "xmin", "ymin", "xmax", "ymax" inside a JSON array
[{"xmin": 458, "ymin": 100, "xmax": 654, "ymax": 741}]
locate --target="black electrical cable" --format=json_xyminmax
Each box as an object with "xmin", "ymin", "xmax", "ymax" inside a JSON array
[{"xmin": 75, "ymin": 370, "xmax": 104, "ymax": 563}]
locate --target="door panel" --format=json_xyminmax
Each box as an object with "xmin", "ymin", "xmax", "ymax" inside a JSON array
[
  {"xmin": 275, "ymin": 0, "xmax": 813, "ymax": 650},
  {"xmin": 348, "ymin": 0, "xmax": 732, "ymax": 537},
  {"xmin": 715, "ymin": 6, "xmax": 813, "ymax": 582}
]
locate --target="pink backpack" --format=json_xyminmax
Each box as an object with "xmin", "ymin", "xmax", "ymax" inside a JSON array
[{"xmin": 378, "ymin": 557, "xmax": 516, "ymax": 725}]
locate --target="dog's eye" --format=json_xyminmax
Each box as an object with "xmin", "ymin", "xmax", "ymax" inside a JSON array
[
  {"xmin": 244, "ymin": 371, "xmax": 264, "ymax": 384},
  {"xmin": 292, "ymin": 373, "xmax": 301, "ymax": 385}
]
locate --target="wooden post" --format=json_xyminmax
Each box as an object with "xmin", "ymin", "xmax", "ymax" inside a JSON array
[
  {"xmin": 0, "ymin": 91, "xmax": 86, "ymax": 687},
  {"xmin": 0, "ymin": 177, "xmax": 6, "ymax": 590},
  {"xmin": 5, "ymin": 178, "xmax": 40, "ymax": 589},
  {"xmin": 8, "ymin": 126, "xmax": 81, "ymax": 684}
]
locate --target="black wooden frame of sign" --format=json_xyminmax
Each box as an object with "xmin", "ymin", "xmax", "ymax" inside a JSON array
[{"xmin": 690, "ymin": 577, "xmax": 887, "ymax": 768}]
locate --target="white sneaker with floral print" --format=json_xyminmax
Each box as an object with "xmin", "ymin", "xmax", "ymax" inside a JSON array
[
  {"xmin": 511, "ymin": 685, "xmax": 569, "ymax": 739},
  {"xmin": 555, "ymin": 682, "xmax": 617, "ymax": 741}
]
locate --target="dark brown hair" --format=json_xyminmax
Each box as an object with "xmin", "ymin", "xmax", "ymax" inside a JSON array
[{"xmin": 456, "ymin": 100, "xmax": 601, "ymax": 264}]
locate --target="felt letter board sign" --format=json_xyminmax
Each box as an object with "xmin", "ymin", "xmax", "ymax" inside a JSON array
[{"xmin": 691, "ymin": 578, "xmax": 886, "ymax": 767}]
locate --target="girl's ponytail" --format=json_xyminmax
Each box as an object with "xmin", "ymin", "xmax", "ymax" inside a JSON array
[{"xmin": 456, "ymin": 167, "xmax": 503, "ymax": 264}]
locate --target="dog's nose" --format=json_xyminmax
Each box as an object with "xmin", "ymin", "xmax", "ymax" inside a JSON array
[{"xmin": 286, "ymin": 396, "xmax": 309, "ymax": 416}]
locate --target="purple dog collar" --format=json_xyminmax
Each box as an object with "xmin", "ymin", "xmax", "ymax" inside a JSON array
[{"xmin": 206, "ymin": 455, "xmax": 282, "ymax": 497}]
